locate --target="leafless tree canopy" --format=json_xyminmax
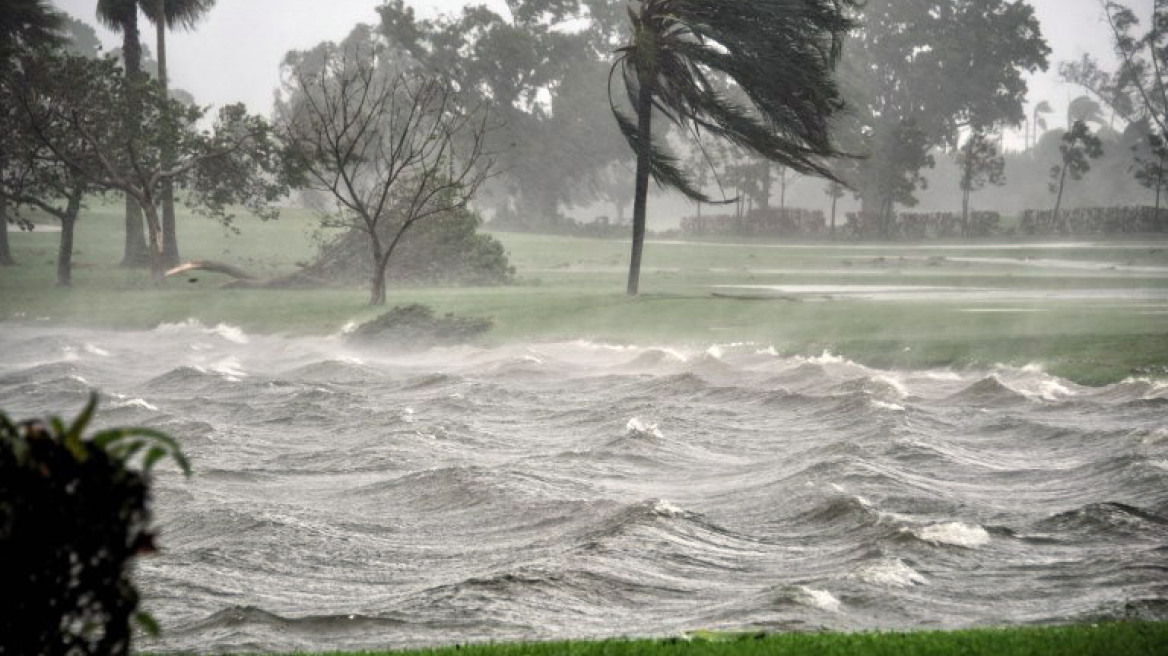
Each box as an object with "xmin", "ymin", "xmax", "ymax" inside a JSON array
[{"xmin": 278, "ymin": 44, "xmax": 497, "ymax": 304}]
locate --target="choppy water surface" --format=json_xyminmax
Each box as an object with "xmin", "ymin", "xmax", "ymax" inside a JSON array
[{"xmin": 2, "ymin": 321, "xmax": 1167, "ymax": 653}]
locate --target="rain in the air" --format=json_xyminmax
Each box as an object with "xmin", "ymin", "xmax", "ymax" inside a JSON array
[{"xmin": 1, "ymin": 1, "xmax": 1166, "ymax": 655}]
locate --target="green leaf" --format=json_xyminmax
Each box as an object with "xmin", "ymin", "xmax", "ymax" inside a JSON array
[{"xmin": 134, "ymin": 611, "xmax": 161, "ymax": 637}]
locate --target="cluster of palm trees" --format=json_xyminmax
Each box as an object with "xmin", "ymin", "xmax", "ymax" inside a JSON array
[{"xmin": 95, "ymin": 0, "xmax": 215, "ymax": 268}]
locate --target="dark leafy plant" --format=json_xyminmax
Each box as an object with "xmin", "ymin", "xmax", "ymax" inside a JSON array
[{"xmin": 0, "ymin": 395, "xmax": 189, "ymax": 656}]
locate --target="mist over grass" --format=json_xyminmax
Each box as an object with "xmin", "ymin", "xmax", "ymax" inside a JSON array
[{"xmin": 2, "ymin": 199, "xmax": 1167, "ymax": 385}]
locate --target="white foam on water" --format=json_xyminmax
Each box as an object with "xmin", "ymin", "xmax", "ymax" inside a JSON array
[
  {"xmin": 401, "ymin": 407, "xmax": 416, "ymax": 424},
  {"xmin": 852, "ymin": 558, "xmax": 928, "ymax": 587},
  {"xmin": 705, "ymin": 345, "xmax": 724, "ymax": 359},
  {"xmin": 211, "ymin": 357, "xmax": 247, "ymax": 379},
  {"xmin": 112, "ymin": 398, "xmax": 159, "ymax": 412},
  {"xmin": 756, "ymin": 345, "xmax": 779, "ymax": 356},
  {"xmin": 808, "ymin": 351, "xmax": 848, "ymax": 365},
  {"xmin": 61, "ymin": 346, "xmax": 80, "ymax": 362},
  {"xmin": 871, "ymin": 400, "xmax": 906, "ymax": 412},
  {"xmin": 67, "ymin": 374, "xmax": 89, "ymax": 385},
  {"xmin": 156, "ymin": 318, "xmax": 250, "ymax": 344},
  {"xmin": 83, "ymin": 344, "xmax": 110, "ymax": 357},
  {"xmin": 794, "ymin": 586, "xmax": 842, "ymax": 613},
  {"xmin": 340, "ymin": 320, "xmax": 359, "ymax": 335},
  {"xmin": 652, "ymin": 499, "xmax": 684, "ymax": 517},
  {"xmin": 914, "ymin": 522, "xmax": 991, "ymax": 548},
  {"xmin": 626, "ymin": 417, "xmax": 664, "ymax": 439},
  {"xmin": 873, "ymin": 375, "xmax": 910, "ymax": 398}
]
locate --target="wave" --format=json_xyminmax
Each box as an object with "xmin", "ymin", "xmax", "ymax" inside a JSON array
[
  {"xmin": 154, "ymin": 318, "xmax": 250, "ymax": 344},
  {"xmin": 946, "ymin": 376, "xmax": 1029, "ymax": 405},
  {"xmin": 851, "ymin": 558, "xmax": 928, "ymax": 587},
  {"xmin": 910, "ymin": 522, "xmax": 991, "ymax": 549}
]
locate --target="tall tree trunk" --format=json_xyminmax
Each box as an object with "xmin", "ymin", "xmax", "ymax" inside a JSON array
[
  {"xmin": 830, "ymin": 193, "xmax": 837, "ymax": 239},
  {"xmin": 155, "ymin": 0, "xmax": 180, "ymax": 267},
  {"xmin": 759, "ymin": 162, "xmax": 772, "ymax": 210},
  {"xmin": 0, "ymin": 197, "xmax": 14, "ymax": 266},
  {"xmin": 370, "ymin": 236, "xmax": 386, "ymax": 306},
  {"xmin": 962, "ymin": 187, "xmax": 971, "ymax": 238},
  {"xmin": 141, "ymin": 198, "xmax": 166, "ymax": 282},
  {"xmin": 57, "ymin": 192, "xmax": 83, "ymax": 288},
  {"xmin": 1053, "ymin": 165, "xmax": 1068, "ymax": 233},
  {"xmin": 626, "ymin": 76, "xmax": 654, "ymax": 296},
  {"xmin": 1157, "ymin": 153, "xmax": 1164, "ymax": 231},
  {"xmin": 121, "ymin": 11, "xmax": 150, "ymax": 267}
]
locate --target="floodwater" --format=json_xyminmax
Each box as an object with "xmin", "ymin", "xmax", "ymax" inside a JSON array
[{"xmin": 2, "ymin": 322, "xmax": 1167, "ymax": 653}]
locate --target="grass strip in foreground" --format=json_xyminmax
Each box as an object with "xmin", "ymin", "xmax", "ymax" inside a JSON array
[{"xmin": 209, "ymin": 622, "xmax": 1168, "ymax": 656}]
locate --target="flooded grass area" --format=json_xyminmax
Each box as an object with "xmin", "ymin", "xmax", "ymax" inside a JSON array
[{"xmin": 2, "ymin": 206, "xmax": 1167, "ymax": 384}]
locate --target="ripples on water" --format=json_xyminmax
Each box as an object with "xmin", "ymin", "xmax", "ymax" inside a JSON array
[{"xmin": 1, "ymin": 320, "xmax": 1166, "ymax": 653}]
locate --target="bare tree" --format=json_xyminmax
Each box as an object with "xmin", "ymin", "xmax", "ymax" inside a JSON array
[{"xmin": 279, "ymin": 45, "xmax": 496, "ymax": 305}]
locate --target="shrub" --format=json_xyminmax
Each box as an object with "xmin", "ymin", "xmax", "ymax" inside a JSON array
[
  {"xmin": 306, "ymin": 206, "xmax": 515, "ymax": 286},
  {"xmin": 0, "ymin": 396, "xmax": 189, "ymax": 656}
]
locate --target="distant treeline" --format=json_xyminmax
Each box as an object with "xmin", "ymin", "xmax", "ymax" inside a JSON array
[
  {"xmin": 1020, "ymin": 207, "xmax": 1168, "ymax": 236},
  {"xmin": 682, "ymin": 208, "xmax": 828, "ymax": 236},
  {"xmin": 676, "ymin": 206, "xmax": 1168, "ymax": 239}
]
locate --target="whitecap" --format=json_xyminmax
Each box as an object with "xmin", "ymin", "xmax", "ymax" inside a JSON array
[
  {"xmin": 652, "ymin": 499, "xmax": 684, "ymax": 517},
  {"xmin": 793, "ymin": 586, "xmax": 842, "ymax": 613},
  {"xmin": 914, "ymin": 522, "xmax": 990, "ymax": 548},
  {"xmin": 756, "ymin": 345, "xmax": 779, "ymax": 356},
  {"xmin": 83, "ymin": 344, "xmax": 110, "ymax": 357},
  {"xmin": 156, "ymin": 318, "xmax": 249, "ymax": 344},
  {"xmin": 852, "ymin": 558, "xmax": 928, "ymax": 587},
  {"xmin": 210, "ymin": 357, "xmax": 247, "ymax": 379},
  {"xmin": 112, "ymin": 398, "xmax": 159, "ymax": 412},
  {"xmin": 808, "ymin": 351, "xmax": 847, "ymax": 365},
  {"xmin": 625, "ymin": 417, "xmax": 664, "ymax": 439},
  {"xmin": 872, "ymin": 400, "xmax": 906, "ymax": 412},
  {"xmin": 401, "ymin": 407, "xmax": 416, "ymax": 424}
]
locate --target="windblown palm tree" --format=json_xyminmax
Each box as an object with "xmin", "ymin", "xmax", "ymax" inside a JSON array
[
  {"xmin": 0, "ymin": 0, "xmax": 65, "ymax": 55},
  {"xmin": 612, "ymin": 0, "xmax": 859, "ymax": 295},
  {"xmin": 141, "ymin": 0, "xmax": 217, "ymax": 267},
  {"xmin": 96, "ymin": 0, "xmax": 151, "ymax": 266}
]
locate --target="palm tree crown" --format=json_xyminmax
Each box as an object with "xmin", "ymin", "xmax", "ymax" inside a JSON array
[
  {"xmin": 612, "ymin": 0, "xmax": 859, "ymax": 200},
  {"xmin": 140, "ymin": 0, "xmax": 216, "ymax": 32},
  {"xmin": 612, "ymin": 0, "xmax": 859, "ymax": 294}
]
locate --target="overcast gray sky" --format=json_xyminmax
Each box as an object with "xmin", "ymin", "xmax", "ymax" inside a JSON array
[{"xmin": 52, "ymin": 0, "xmax": 1145, "ymax": 149}]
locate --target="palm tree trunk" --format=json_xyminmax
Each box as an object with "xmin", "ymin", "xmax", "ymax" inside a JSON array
[
  {"xmin": 830, "ymin": 194, "xmax": 837, "ymax": 239},
  {"xmin": 57, "ymin": 192, "xmax": 83, "ymax": 287},
  {"xmin": 627, "ymin": 78, "xmax": 654, "ymax": 296},
  {"xmin": 120, "ymin": 11, "xmax": 150, "ymax": 267},
  {"xmin": 155, "ymin": 0, "xmax": 180, "ymax": 267},
  {"xmin": 0, "ymin": 197, "xmax": 14, "ymax": 266}
]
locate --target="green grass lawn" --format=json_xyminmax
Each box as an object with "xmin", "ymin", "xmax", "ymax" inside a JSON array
[
  {"xmin": 191, "ymin": 623, "xmax": 1168, "ymax": 656},
  {"xmin": 3, "ymin": 199, "xmax": 1167, "ymax": 385}
]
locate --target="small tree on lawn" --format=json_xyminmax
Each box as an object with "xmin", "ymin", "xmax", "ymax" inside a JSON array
[
  {"xmin": 1133, "ymin": 129, "xmax": 1168, "ymax": 219},
  {"xmin": 5, "ymin": 53, "xmax": 286, "ymax": 282},
  {"xmin": 0, "ymin": 95, "xmax": 98, "ymax": 287},
  {"xmin": 279, "ymin": 44, "xmax": 496, "ymax": 306},
  {"xmin": 955, "ymin": 131, "xmax": 1006, "ymax": 237},
  {"xmin": 1050, "ymin": 120, "xmax": 1104, "ymax": 229}
]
